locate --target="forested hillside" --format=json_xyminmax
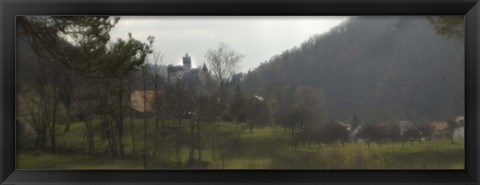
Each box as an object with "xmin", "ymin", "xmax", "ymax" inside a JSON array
[{"xmin": 241, "ymin": 16, "xmax": 464, "ymax": 122}]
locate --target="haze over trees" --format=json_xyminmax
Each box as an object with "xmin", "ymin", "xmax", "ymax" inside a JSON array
[
  {"xmin": 16, "ymin": 16, "xmax": 465, "ymax": 169},
  {"xmin": 241, "ymin": 16, "xmax": 464, "ymax": 122}
]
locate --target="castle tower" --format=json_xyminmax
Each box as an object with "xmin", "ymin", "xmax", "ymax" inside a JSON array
[
  {"xmin": 183, "ymin": 53, "xmax": 192, "ymax": 70},
  {"xmin": 202, "ymin": 63, "xmax": 208, "ymax": 73}
]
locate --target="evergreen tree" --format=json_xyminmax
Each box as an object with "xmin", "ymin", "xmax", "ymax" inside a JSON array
[{"xmin": 230, "ymin": 85, "xmax": 247, "ymax": 122}]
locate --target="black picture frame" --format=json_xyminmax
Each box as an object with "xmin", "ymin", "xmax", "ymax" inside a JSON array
[{"xmin": 1, "ymin": 0, "xmax": 479, "ymax": 184}]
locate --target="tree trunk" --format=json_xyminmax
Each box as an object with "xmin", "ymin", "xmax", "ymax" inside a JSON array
[
  {"xmin": 175, "ymin": 118, "xmax": 184, "ymax": 168},
  {"xmin": 152, "ymin": 90, "xmax": 161, "ymax": 160},
  {"xmin": 49, "ymin": 95, "xmax": 59, "ymax": 154},
  {"xmin": 188, "ymin": 120, "xmax": 195, "ymax": 162},
  {"xmin": 128, "ymin": 81, "xmax": 136, "ymax": 154},
  {"xmin": 117, "ymin": 82, "xmax": 125, "ymax": 157},
  {"xmin": 196, "ymin": 121, "xmax": 202, "ymax": 161},
  {"xmin": 143, "ymin": 79, "xmax": 148, "ymax": 169}
]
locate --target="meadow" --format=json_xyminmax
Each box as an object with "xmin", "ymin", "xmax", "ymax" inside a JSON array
[{"xmin": 17, "ymin": 120, "xmax": 464, "ymax": 169}]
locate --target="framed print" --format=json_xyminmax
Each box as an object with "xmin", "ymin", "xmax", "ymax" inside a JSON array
[{"xmin": 1, "ymin": 0, "xmax": 479, "ymax": 184}]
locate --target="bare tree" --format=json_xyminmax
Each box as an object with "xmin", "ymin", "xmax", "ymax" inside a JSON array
[
  {"xmin": 24, "ymin": 58, "xmax": 64, "ymax": 154},
  {"xmin": 204, "ymin": 42, "xmax": 244, "ymax": 93},
  {"xmin": 72, "ymin": 96, "xmax": 95, "ymax": 155},
  {"xmin": 140, "ymin": 64, "xmax": 150, "ymax": 169},
  {"xmin": 148, "ymin": 51, "xmax": 166, "ymax": 160},
  {"xmin": 294, "ymin": 86, "xmax": 326, "ymax": 131}
]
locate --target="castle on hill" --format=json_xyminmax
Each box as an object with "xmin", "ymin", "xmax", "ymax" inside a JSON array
[{"xmin": 167, "ymin": 53, "xmax": 209, "ymax": 85}]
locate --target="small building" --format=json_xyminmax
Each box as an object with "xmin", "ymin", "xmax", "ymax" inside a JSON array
[
  {"xmin": 130, "ymin": 91, "xmax": 159, "ymax": 113},
  {"xmin": 430, "ymin": 121, "xmax": 449, "ymax": 132},
  {"xmin": 453, "ymin": 116, "xmax": 465, "ymax": 139},
  {"xmin": 335, "ymin": 121, "xmax": 352, "ymax": 132},
  {"xmin": 455, "ymin": 116, "xmax": 464, "ymax": 125}
]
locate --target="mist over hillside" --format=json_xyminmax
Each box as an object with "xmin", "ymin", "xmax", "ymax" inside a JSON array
[{"xmin": 241, "ymin": 16, "xmax": 464, "ymax": 122}]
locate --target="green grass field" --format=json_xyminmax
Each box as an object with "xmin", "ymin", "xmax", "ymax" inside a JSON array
[{"xmin": 17, "ymin": 120, "xmax": 464, "ymax": 169}]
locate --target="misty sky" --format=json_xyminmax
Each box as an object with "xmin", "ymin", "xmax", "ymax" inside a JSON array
[{"xmin": 109, "ymin": 16, "xmax": 349, "ymax": 72}]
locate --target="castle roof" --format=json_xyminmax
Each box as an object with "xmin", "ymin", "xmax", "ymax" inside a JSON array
[{"xmin": 202, "ymin": 63, "xmax": 208, "ymax": 72}]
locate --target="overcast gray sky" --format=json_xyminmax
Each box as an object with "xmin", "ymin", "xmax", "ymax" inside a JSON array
[{"xmin": 109, "ymin": 16, "xmax": 349, "ymax": 72}]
